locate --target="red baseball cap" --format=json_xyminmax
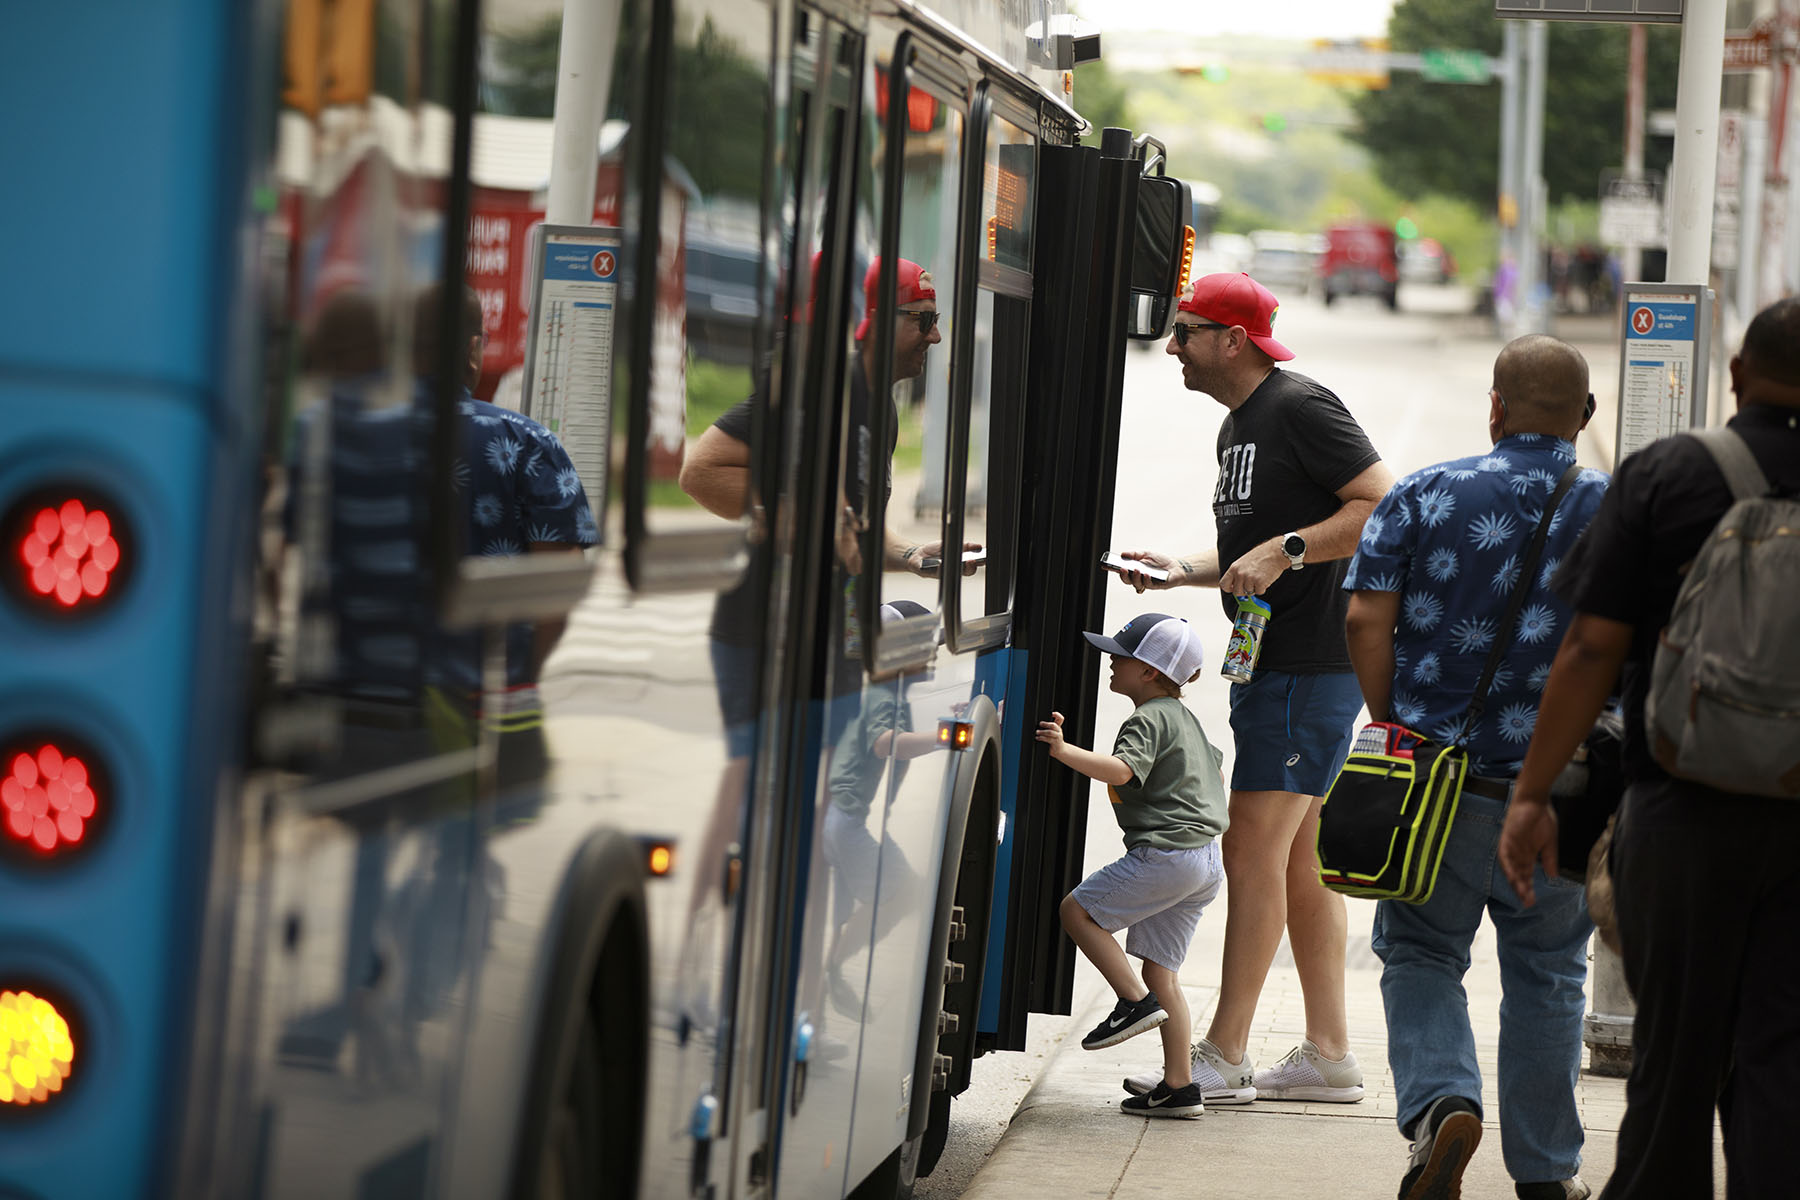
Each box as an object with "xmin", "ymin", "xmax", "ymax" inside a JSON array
[
  {"xmin": 1178, "ymin": 272, "xmax": 1294, "ymax": 362},
  {"xmin": 855, "ymin": 257, "xmax": 936, "ymax": 341}
]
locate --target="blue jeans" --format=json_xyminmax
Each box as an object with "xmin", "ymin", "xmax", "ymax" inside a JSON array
[{"xmin": 1371, "ymin": 789, "xmax": 1593, "ymax": 1183}]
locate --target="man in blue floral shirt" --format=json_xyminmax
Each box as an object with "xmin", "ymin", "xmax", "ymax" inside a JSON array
[{"xmin": 1342, "ymin": 335, "xmax": 1608, "ymax": 1200}]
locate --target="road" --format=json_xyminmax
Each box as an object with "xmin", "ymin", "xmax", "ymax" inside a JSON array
[{"xmin": 915, "ymin": 281, "xmax": 1625, "ymax": 1198}]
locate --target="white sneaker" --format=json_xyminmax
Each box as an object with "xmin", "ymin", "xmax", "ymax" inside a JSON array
[
  {"xmin": 1251, "ymin": 1039, "xmax": 1365, "ymax": 1102},
  {"xmin": 1121, "ymin": 1038, "xmax": 1257, "ymax": 1104}
]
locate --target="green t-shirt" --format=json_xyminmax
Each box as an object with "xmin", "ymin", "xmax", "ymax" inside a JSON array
[{"xmin": 1106, "ymin": 696, "xmax": 1229, "ymax": 851}]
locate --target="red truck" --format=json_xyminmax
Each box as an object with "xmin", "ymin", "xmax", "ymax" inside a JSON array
[{"xmin": 1320, "ymin": 221, "xmax": 1400, "ymax": 310}]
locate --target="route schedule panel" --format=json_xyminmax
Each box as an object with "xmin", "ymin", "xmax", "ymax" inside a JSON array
[{"xmin": 1615, "ymin": 284, "xmax": 1713, "ymax": 465}]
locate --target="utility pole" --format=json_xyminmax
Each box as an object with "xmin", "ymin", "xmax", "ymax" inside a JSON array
[
  {"xmin": 1499, "ymin": 22, "xmax": 1523, "ymax": 337},
  {"xmin": 546, "ymin": 0, "xmax": 624, "ymax": 226},
  {"xmin": 1666, "ymin": 0, "xmax": 1731, "ymax": 283},
  {"xmin": 1622, "ymin": 24, "xmax": 1648, "ymax": 283},
  {"xmin": 1519, "ymin": 21, "xmax": 1549, "ymax": 332}
]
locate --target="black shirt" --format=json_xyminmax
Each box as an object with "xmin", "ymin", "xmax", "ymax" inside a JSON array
[
  {"xmin": 1214, "ymin": 368, "xmax": 1382, "ymax": 673},
  {"xmin": 1554, "ymin": 404, "xmax": 1800, "ymax": 782},
  {"xmin": 708, "ymin": 356, "xmax": 896, "ymax": 650}
]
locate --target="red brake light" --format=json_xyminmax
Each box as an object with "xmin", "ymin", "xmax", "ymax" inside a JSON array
[
  {"xmin": 6, "ymin": 487, "xmax": 130, "ymax": 616},
  {"xmin": 0, "ymin": 736, "xmax": 105, "ymax": 859}
]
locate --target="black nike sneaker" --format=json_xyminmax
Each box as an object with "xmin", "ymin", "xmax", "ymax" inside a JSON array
[
  {"xmin": 1120, "ymin": 1080, "xmax": 1204, "ymax": 1119},
  {"xmin": 1080, "ymin": 992, "xmax": 1167, "ymax": 1050}
]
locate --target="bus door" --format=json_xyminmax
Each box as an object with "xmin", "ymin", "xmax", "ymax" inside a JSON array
[{"xmin": 976, "ymin": 131, "xmax": 1195, "ymax": 1052}]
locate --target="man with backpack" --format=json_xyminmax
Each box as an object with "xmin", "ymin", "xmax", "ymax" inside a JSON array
[{"xmin": 1499, "ymin": 297, "xmax": 1800, "ymax": 1199}]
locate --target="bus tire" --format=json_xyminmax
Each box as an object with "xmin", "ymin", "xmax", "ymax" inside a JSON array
[
  {"xmin": 917, "ymin": 748, "xmax": 1000, "ymax": 1177},
  {"xmin": 847, "ymin": 1131, "xmax": 921, "ymax": 1200},
  {"xmin": 511, "ymin": 834, "xmax": 649, "ymax": 1200}
]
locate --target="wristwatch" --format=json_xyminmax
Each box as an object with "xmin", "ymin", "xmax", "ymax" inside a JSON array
[{"xmin": 1281, "ymin": 531, "xmax": 1306, "ymax": 571}]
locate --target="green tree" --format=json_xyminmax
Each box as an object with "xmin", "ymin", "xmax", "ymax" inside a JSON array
[
  {"xmin": 1351, "ymin": 0, "xmax": 1681, "ymax": 208},
  {"xmin": 1074, "ymin": 60, "xmax": 1134, "ymax": 148},
  {"xmin": 485, "ymin": 11, "xmax": 766, "ymax": 204}
]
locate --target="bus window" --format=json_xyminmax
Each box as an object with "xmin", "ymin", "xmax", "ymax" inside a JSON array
[
  {"xmin": 638, "ymin": 0, "xmax": 775, "ymax": 563},
  {"xmin": 868, "ymin": 74, "xmax": 962, "ymax": 666},
  {"xmin": 948, "ymin": 108, "xmax": 1036, "ymax": 648}
]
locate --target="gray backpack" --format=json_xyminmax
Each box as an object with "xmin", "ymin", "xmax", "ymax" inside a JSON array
[{"xmin": 1646, "ymin": 428, "xmax": 1800, "ymax": 797}]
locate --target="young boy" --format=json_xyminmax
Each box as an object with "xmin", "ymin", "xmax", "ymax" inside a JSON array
[{"xmin": 1037, "ymin": 612, "xmax": 1229, "ymax": 1119}]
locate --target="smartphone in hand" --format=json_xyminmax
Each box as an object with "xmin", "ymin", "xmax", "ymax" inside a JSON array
[{"xmin": 1100, "ymin": 552, "xmax": 1169, "ymax": 582}]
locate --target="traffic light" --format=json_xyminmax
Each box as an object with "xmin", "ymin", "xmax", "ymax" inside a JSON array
[
  {"xmin": 1261, "ymin": 113, "xmax": 1288, "ymax": 134},
  {"xmin": 1395, "ymin": 216, "xmax": 1420, "ymax": 240}
]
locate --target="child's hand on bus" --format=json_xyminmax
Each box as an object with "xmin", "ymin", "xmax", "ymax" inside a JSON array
[{"xmin": 1036, "ymin": 711, "xmax": 1066, "ymax": 757}]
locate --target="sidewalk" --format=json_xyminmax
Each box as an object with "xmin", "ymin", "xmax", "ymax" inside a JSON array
[{"xmin": 961, "ymin": 894, "xmax": 1727, "ymax": 1199}]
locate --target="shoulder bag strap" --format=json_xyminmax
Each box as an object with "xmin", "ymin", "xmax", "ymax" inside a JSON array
[
  {"xmin": 1690, "ymin": 427, "xmax": 1770, "ymax": 502},
  {"xmin": 1458, "ymin": 463, "xmax": 1583, "ymax": 739}
]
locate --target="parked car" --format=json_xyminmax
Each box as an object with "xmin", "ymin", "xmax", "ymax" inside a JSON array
[
  {"xmin": 1247, "ymin": 230, "xmax": 1322, "ymax": 298},
  {"xmin": 1398, "ymin": 236, "xmax": 1457, "ymax": 285},
  {"xmin": 1320, "ymin": 221, "xmax": 1399, "ymax": 309}
]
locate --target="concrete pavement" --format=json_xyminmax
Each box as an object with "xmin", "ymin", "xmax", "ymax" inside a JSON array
[{"xmin": 959, "ymin": 888, "xmax": 1727, "ymax": 1199}]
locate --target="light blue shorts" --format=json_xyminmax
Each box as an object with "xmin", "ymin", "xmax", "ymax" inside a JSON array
[{"xmin": 1069, "ymin": 841, "xmax": 1224, "ymax": 972}]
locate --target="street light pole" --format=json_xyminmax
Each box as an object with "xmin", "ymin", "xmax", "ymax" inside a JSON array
[
  {"xmin": 1520, "ymin": 21, "xmax": 1549, "ymax": 332},
  {"xmin": 1622, "ymin": 23, "xmax": 1647, "ymax": 284},
  {"xmin": 1499, "ymin": 22, "xmax": 1522, "ymax": 337},
  {"xmin": 1666, "ymin": 0, "xmax": 1731, "ymax": 283}
]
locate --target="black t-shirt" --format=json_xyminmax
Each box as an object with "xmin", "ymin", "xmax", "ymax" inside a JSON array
[
  {"xmin": 1553, "ymin": 404, "xmax": 1800, "ymax": 782},
  {"xmin": 708, "ymin": 356, "xmax": 896, "ymax": 651},
  {"xmin": 1214, "ymin": 368, "xmax": 1381, "ymax": 673}
]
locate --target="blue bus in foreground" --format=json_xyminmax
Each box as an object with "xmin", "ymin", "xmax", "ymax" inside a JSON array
[{"xmin": 1, "ymin": 1, "xmax": 1193, "ymax": 1195}]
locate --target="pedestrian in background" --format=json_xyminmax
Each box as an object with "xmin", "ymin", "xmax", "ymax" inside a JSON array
[
  {"xmin": 1344, "ymin": 335, "xmax": 1607, "ymax": 1200},
  {"xmin": 1038, "ymin": 614, "xmax": 1228, "ymax": 1119},
  {"xmin": 1500, "ymin": 297, "xmax": 1800, "ymax": 1199},
  {"xmin": 1115, "ymin": 273, "xmax": 1392, "ymax": 1105}
]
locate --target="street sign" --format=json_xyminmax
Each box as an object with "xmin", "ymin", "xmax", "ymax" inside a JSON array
[
  {"xmin": 1420, "ymin": 49, "xmax": 1491, "ymax": 83},
  {"xmin": 1496, "ymin": 0, "xmax": 1682, "ymax": 23},
  {"xmin": 1723, "ymin": 29, "xmax": 1773, "ymax": 71},
  {"xmin": 1599, "ymin": 170, "xmax": 1665, "ymax": 247},
  {"xmin": 1306, "ymin": 38, "xmax": 1390, "ymax": 89},
  {"xmin": 1713, "ymin": 110, "xmax": 1745, "ymax": 269}
]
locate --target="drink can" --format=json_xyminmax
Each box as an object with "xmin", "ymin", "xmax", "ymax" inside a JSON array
[{"xmin": 1220, "ymin": 595, "xmax": 1272, "ymax": 683}]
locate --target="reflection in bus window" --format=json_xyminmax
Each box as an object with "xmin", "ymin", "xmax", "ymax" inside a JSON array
[{"xmin": 878, "ymin": 92, "xmax": 964, "ymax": 619}]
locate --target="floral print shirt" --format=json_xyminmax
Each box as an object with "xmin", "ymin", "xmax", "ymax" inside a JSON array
[{"xmin": 1343, "ymin": 434, "xmax": 1609, "ymax": 777}]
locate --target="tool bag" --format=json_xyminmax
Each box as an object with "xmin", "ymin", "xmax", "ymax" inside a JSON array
[{"xmin": 1317, "ymin": 464, "xmax": 1581, "ymax": 904}]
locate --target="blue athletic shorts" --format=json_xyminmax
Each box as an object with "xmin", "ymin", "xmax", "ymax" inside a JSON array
[{"xmin": 1227, "ymin": 669, "xmax": 1363, "ymax": 796}]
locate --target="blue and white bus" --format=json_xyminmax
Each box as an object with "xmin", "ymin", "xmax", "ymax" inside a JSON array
[{"xmin": 0, "ymin": 1, "xmax": 1193, "ymax": 1196}]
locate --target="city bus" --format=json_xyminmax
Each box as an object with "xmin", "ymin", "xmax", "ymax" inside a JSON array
[{"xmin": 0, "ymin": 1, "xmax": 1193, "ymax": 1196}]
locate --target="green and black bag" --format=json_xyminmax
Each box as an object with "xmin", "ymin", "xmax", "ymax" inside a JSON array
[{"xmin": 1317, "ymin": 464, "xmax": 1580, "ymax": 905}]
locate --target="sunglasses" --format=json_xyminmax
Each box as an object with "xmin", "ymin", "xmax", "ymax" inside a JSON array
[
  {"xmin": 1171, "ymin": 320, "xmax": 1229, "ymax": 347},
  {"xmin": 902, "ymin": 310, "xmax": 941, "ymax": 334}
]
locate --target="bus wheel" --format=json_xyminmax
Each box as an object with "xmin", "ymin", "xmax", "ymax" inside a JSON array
[
  {"xmin": 848, "ymin": 1131, "xmax": 921, "ymax": 1200},
  {"xmin": 540, "ymin": 1011, "xmax": 603, "ymax": 1200},
  {"xmin": 919, "ymin": 759, "xmax": 1000, "ymax": 1176}
]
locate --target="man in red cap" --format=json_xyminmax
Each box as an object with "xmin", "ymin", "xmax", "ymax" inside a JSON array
[{"xmin": 1114, "ymin": 272, "xmax": 1393, "ymax": 1109}]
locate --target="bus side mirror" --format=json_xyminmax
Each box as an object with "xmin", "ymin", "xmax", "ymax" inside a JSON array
[{"xmin": 1124, "ymin": 174, "xmax": 1193, "ymax": 341}]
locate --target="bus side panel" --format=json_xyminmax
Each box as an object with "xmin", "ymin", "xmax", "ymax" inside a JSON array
[
  {"xmin": 837, "ymin": 657, "xmax": 979, "ymax": 1187},
  {"xmin": 0, "ymin": 2, "xmax": 257, "ymax": 1196}
]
